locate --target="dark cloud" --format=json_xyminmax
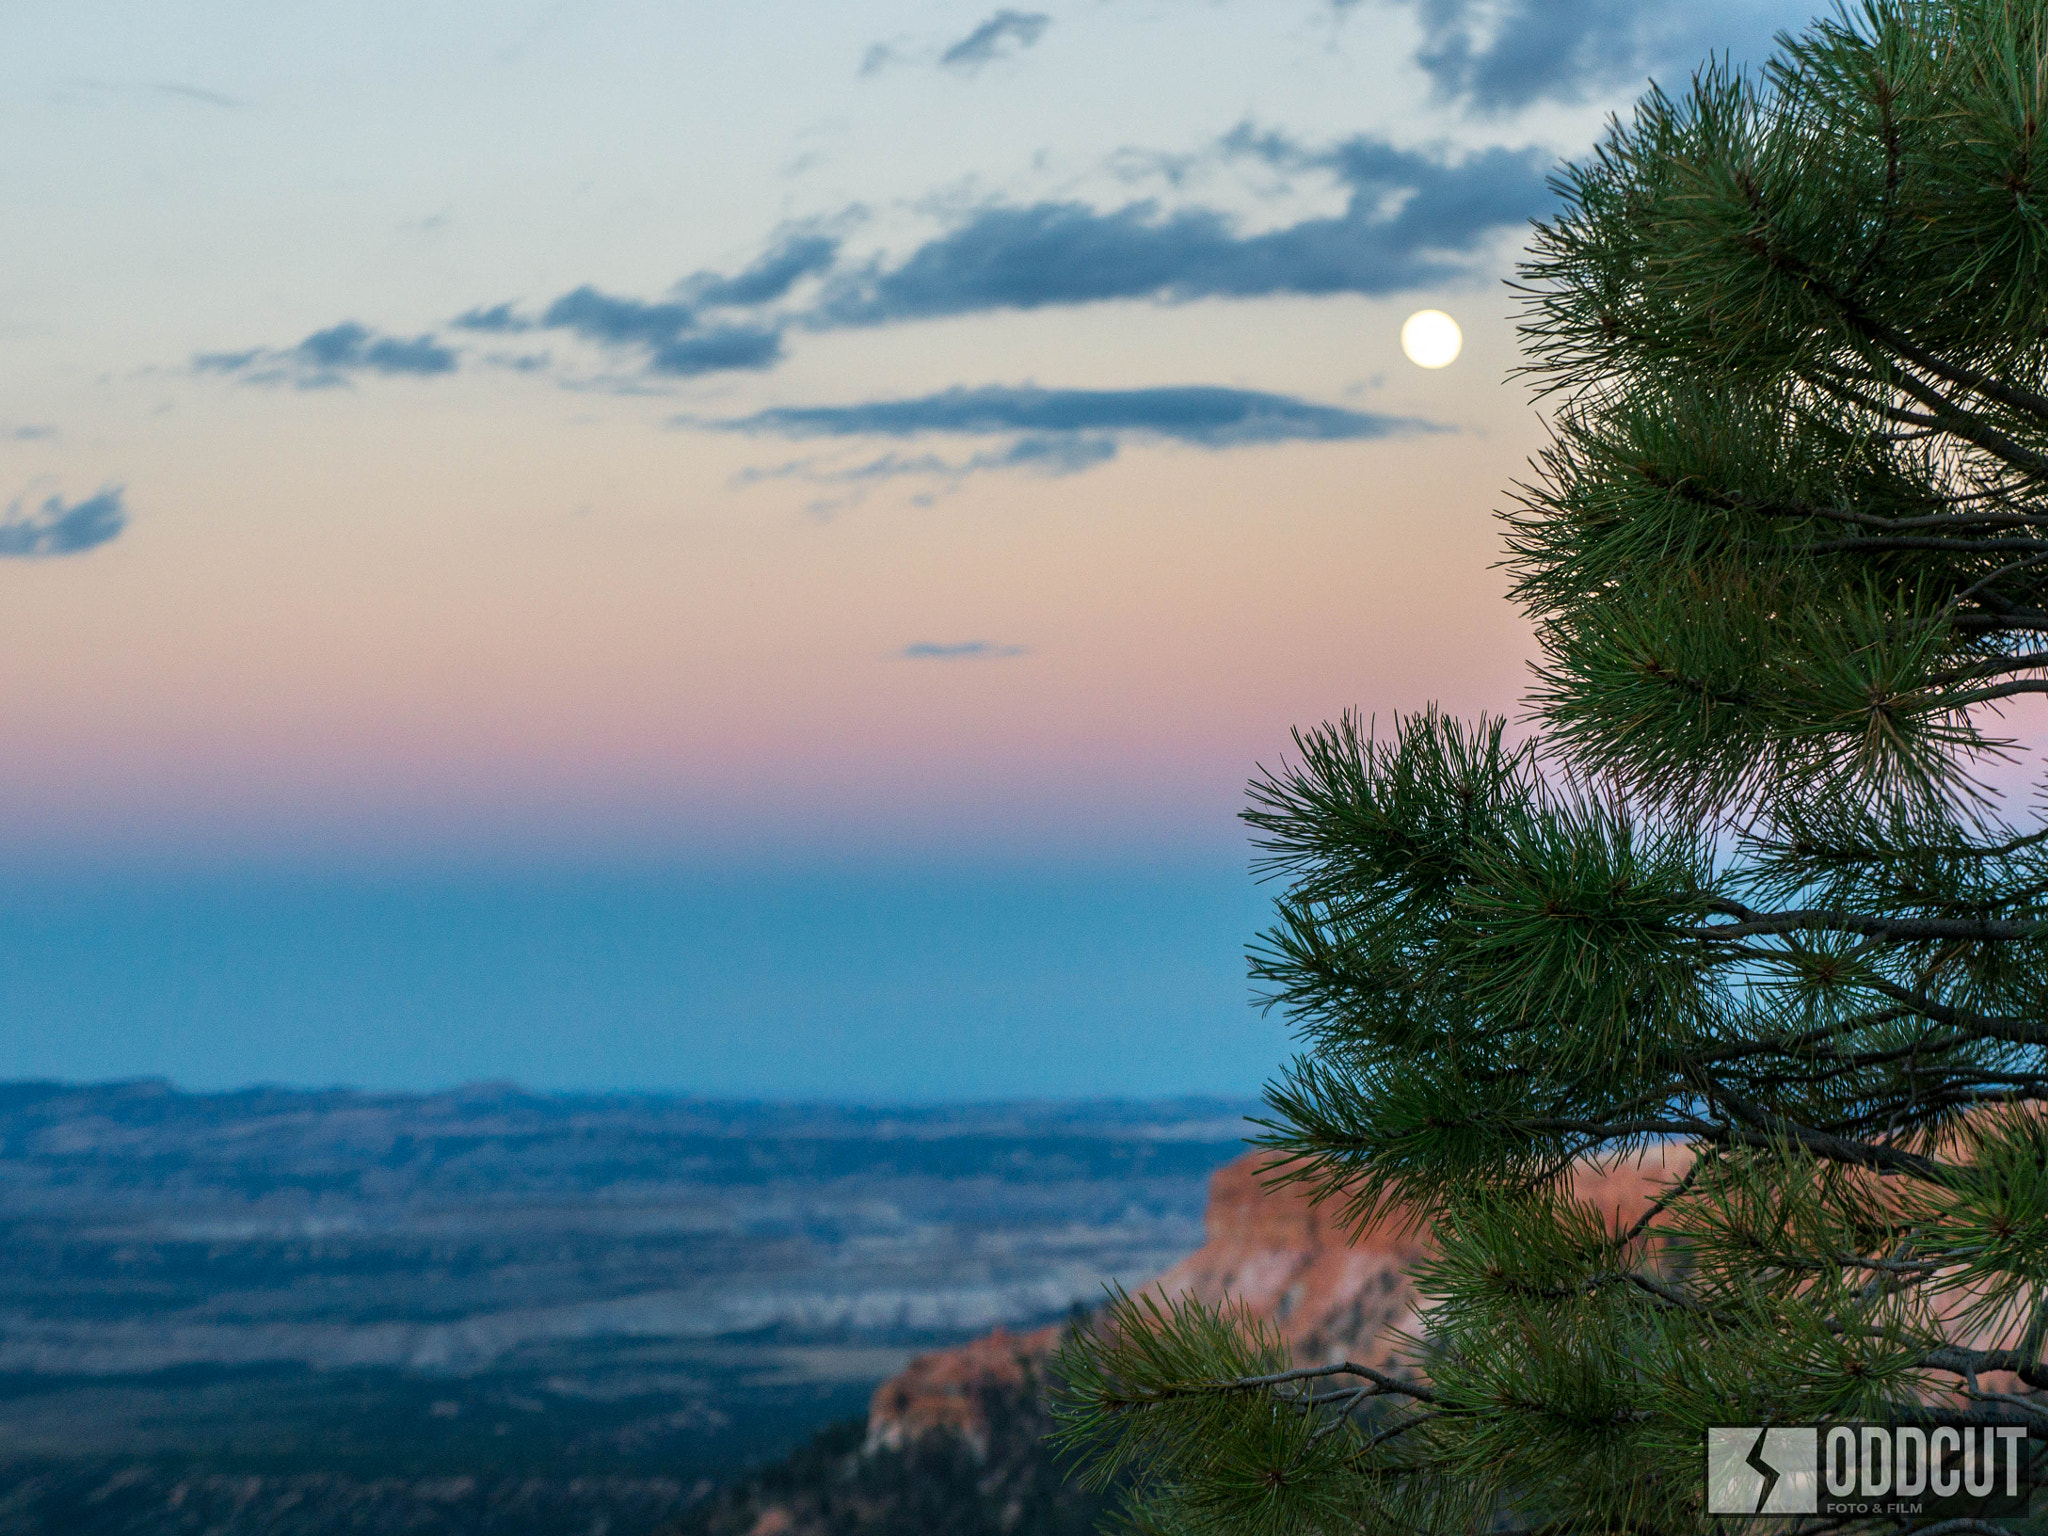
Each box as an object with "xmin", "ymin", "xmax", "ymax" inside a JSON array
[
  {"xmin": 721, "ymin": 384, "xmax": 1433, "ymax": 447},
  {"xmin": 941, "ymin": 11, "xmax": 1051, "ymax": 70},
  {"xmin": 528, "ymin": 273, "xmax": 791, "ymax": 375},
  {"xmin": 303, "ymin": 324, "xmax": 456, "ymax": 375},
  {"xmin": 689, "ymin": 236, "xmax": 838, "ymax": 307},
  {"xmin": 901, "ymin": 641, "xmax": 1028, "ymax": 659},
  {"xmin": 487, "ymin": 241, "xmax": 831, "ymax": 362},
  {"xmin": 0, "ymin": 488, "xmax": 126, "ymax": 557},
  {"xmin": 817, "ymin": 137, "xmax": 1547, "ymax": 323},
  {"xmin": 450, "ymin": 302, "xmax": 532, "ymax": 333},
  {"xmin": 541, "ymin": 287, "xmax": 695, "ymax": 347},
  {"xmin": 649, "ymin": 326, "xmax": 783, "ymax": 376},
  {"xmin": 197, "ymin": 122, "xmax": 1549, "ymax": 392},
  {"xmin": 195, "ymin": 322, "xmax": 457, "ymax": 387},
  {"xmin": 1395, "ymin": 0, "xmax": 1804, "ymax": 112},
  {"xmin": 220, "ymin": 238, "xmax": 813, "ymax": 390}
]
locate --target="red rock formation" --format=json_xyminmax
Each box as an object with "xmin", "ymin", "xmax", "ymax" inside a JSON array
[
  {"xmin": 862, "ymin": 1325, "xmax": 1063, "ymax": 1458},
  {"xmin": 1140, "ymin": 1149, "xmax": 1685, "ymax": 1371},
  {"xmin": 863, "ymin": 1147, "xmax": 1691, "ymax": 1454},
  {"xmin": 1136, "ymin": 1156, "xmax": 1428, "ymax": 1372}
]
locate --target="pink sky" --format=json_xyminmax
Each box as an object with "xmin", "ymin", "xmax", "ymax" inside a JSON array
[{"xmin": 0, "ymin": 0, "xmax": 1810, "ymax": 871}]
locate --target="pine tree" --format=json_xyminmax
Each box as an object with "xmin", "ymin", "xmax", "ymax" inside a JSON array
[{"xmin": 1051, "ymin": 3, "xmax": 2048, "ymax": 1531}]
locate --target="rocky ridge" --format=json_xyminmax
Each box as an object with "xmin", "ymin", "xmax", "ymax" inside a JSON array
[
  {"xmin": 861, "ymin": 1148, "xmax": 1681, "ymax": 1455},
  {"xmin": 684, "ymin": 1148, "xmax": 1682, "ymax": 1536}
]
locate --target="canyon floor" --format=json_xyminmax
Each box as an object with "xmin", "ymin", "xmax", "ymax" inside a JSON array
[{"xmin": 0, "ymin": 1081, "xmax": 1256, "ymax": 1535}]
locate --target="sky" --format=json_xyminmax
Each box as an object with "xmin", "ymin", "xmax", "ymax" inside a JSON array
[{"xmin": 0, "ymin": 0, "xmax": 1817, "ymax": 1099}]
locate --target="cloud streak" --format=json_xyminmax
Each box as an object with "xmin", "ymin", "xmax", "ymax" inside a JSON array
[
  {"xmin": 689, "ymin": 235, "xmax": 839, "ymax": 307},
  {"xmin": 720, "ymin": 384, "xmax": 1434, "ymax": 448},
  {"xmin": 527, "ymin": 287, "xmax": 785, "ymax": 375},
  {"xmin": 814, "ymin": 135, "xmax": 1547, "ymax": 323},
  {"xmin": 196, "ymin": 322, "xmax": 457, "ymax": 388},
  {"xmin": 648, "ymin": 326, "xmax": 784, "ymax": 376},
  {"xmin": 450, "ymin": 303, "xmax": 530, "ymax": 334},
  {"xmin": 540, "ymin": 288, "xmax": 694, "ymax": 347},
  {"xmin": 459, "ymin": 237, "xmax": 832, "ymax": 376},
  {"xmin": 74, "ymin": 79, "xmax": 243, "ymax": 109},
  {"xmin": 901, "ymin": 640, "xmax": 1028, "ymax": 658},
  {"xmin": 0, "ymin": 488, "xmax": 127, "ymax": 557},
  {"xmin": 713, "ymin": 384, "xmax": 1436, "ymax": 505},
  {"xmin": 737, "ymin": 433, "xmax": 1121, "ymax": 492},
  {"xmin": 941, "ymin": 11, "xmax": 1051, "ymax": 70}
]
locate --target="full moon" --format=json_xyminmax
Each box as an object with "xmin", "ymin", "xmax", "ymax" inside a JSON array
[{"xmin": 1401, "ymin": 309, "xmax": 1462, "ymax": 368}]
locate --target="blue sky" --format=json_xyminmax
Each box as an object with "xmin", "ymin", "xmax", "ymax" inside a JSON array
[
  {"xmin": 0, "ymin": 0, "xmax": 1815, "ymax": 1096},
  {"xmin": 0, "ymin": 858, "xmax": 1278, "ymax": 1098}
]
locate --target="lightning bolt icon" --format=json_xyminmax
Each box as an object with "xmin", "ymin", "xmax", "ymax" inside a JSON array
[{"xmin": 1746, "ymin": 1428, "xmax": 1780, "ymax": 1512}]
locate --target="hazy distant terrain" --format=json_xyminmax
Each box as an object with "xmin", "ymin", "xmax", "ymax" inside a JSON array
[{"xmin": 0, "ymin": 1081, "xmax": 1251, "ymax": 1533}]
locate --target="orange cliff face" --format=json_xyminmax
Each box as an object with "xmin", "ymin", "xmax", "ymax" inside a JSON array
[
  {"xmin": 1138, "ymin": 1155, "xmax": 1428, "ymax": 1372},
  {"xmin": 863, "ymin": 1325, "xmax": 1065, "ymax": 1458},
  {"xmin": 862, "ymin": 1147, "xmax": 1691, "ymax": 1455},
  {"xmin": 1139, "ymin": 1151, "xmax": 1686, "ymax": 1370}
]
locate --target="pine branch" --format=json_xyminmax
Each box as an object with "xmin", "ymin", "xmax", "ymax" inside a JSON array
[
  {"xmin": 1919, "ymin": 1344, "xmax": 2048, "ymax": 1394},
  {"xmin": 1852, "ymin": 316, "xmax": 2048, "ymax": 433},
  {"xmin": 1512, "ymin": 1112, "xmax": 1946, "ymax": 1181},
  {"xmin": 1925, "ymin": 649, "xmax": 2048, "ymax": 685},
  {"xmin": 1112, "ymin": 12, "xmax": 2048, "ymax": 1530},
  {"xmin": 1225, "ymin": 1362, "xmax": 1436, "ymax": 1404},
  {"xmin": 1880, "ymin": 368, "xmax": 2048, "ymax": 484},
  {"xmin": 1800, "ymin": 534, "xmax": 2048, "ymax": 553},
  {"xmin": 1680, "ymin": 911, "xmax": 2048, "ymax": 942},
  {"xmin": 1608, "ymin": 1158, "xmax": 1704, "ymax": 1248},
  {"xmin": 1948, "ymin": 679, "xmax": 2048, "ymax": 703},
  {"xmin": 1859, "ymin": 976, "xmax": 2048, "ymax": 1048}
]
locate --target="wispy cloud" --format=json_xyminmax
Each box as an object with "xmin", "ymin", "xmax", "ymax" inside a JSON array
[
  {"xmin": 447, "ymin": 237, "xmax": 830, "ymax": 377},
  {"xmin": 718, "ymin": 384, "xmax": 1434, "ymax": 448},
  {"xmin": 73, "ymin": 79, "xmax": 243, "ymax": 109},
  {"xmin": 541, "ymin": 287, "xmax": 696, "ymax": 348},
  {"xmin": 815, "ymin": 134, "xmax": 1546, "ymax": 324},
  {"xmin": 0, "ymin": 488, "xmax": 126, "ymax": 557},
  {"xmin": 1377, "ymin": 0, "xmax": 1803, "ymax": 113},
  {"xmin": 689, "ymin": 235, "xmax": 839, "ymax": 307},
  {"xmin": 941, "ymin": 11, "xmax": 1052, "ymax": 71},
  {"xmin": 188, "ymin": 126, "xmax": 1544, "ymax": 391},
  {"xmin": 712, "ymin": 384, "xmax": 1435, "ymax": 507},
  {"xmin": 901, "ymin": 640, "xmax": 1028, "ymax": 659},
  {"xmin": 736, "ymin": 433, "xmax": 1120, "ymax": 493},
  {"xmin": 450, "ymin": 303, "xmax": 531, "ymax": 334},
  {"xmin": 529, "ymin": 288, "xmax": 784, "ymax": 376},
  {"xmin": 196, "ymin": 322, "xmax": 457, "ymax": 388}
]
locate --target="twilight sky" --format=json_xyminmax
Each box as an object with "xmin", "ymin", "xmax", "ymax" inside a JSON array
[{"xmin": 0, "ymin": 0, "xmax": 1812, "ymax": 1098}]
